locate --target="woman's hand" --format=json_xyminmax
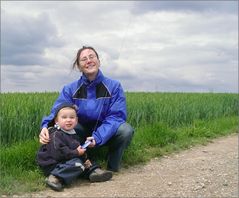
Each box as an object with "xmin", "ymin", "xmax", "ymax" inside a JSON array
[
  {"xmin": 39, "ymin": 127, "xmax": 50, "ymax": 144},
  {"xmin": 86, "ymin": 136, "xmax": 96, "ymax": 148}
]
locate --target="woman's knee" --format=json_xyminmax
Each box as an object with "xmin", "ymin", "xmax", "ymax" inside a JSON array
[{"xmin": 116, "ymin": 122, "xmax": 134, "ymax": 140}]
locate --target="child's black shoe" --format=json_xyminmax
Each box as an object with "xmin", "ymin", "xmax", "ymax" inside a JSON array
[{"xmin": 45, "ymin": 174, "xmax": 63, "ymax": 191}]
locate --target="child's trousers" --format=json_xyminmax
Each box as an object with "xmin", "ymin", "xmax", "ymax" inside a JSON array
[
  {"xmin": 50, "ymin": 158, "xmax": 85, "ymax": 185},
  {"xmin": 50, "ymin": 158, "xmax": 99, "ymax": 185}
]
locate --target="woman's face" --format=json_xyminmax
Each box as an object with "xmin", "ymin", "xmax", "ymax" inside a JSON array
[{"xmin": 78, "ymin": 49, "xmax": 100, "ymax": 80}]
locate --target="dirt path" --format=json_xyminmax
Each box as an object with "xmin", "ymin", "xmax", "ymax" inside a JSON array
[{"xmin": 22, "ymin": 134, "xmax": 238, "ymax": 197}]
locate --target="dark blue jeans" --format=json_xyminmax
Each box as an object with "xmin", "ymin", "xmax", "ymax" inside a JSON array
[
  {"xmin": 50, "ymin": 158, "xmax": 99, "ymax": 184},
  {"xmin": 51, "ymin": 158, "xmax": 85, "ymax": 185},
  {"xmin": 75, "ymin": 122, "xmax": 134, "ymax": 172}
]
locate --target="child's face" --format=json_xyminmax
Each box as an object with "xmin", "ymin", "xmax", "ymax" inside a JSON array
[{"xmin": 55, "ymin": 107, "xmax": 78, "ymax": 131}]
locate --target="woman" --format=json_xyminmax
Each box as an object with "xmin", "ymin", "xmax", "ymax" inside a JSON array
[{"xmin": 39, "ymin": 46, "xmax": 134, "ymax": 174}]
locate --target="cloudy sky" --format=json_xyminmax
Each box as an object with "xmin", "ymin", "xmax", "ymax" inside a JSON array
[{"xmin": 1, "ymin": 1, "xmax": 238, "ymax": 93}]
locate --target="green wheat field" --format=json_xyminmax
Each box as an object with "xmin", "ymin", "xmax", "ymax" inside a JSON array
[{"xmin": 0, "ymin": 92, "xmax": 238, "ymax": 195}]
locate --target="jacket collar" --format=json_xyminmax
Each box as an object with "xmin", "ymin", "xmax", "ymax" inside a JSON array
[{"xmin": 81, "ymin": 69, "xmax": 104, "ymax": 86}]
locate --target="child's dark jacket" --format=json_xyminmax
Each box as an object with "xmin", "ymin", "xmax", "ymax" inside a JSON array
[{"xmin": 36, "ymin": 127, "xmax": 83, "ymax": 169}]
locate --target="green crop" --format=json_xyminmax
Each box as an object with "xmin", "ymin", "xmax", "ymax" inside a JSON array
[{"xmin": 0, "ymin": 92, "xmax": 238, "ymax": 146}]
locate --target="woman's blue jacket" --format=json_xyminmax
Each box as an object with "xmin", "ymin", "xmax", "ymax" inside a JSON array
[{"xmin": 41, "ymin": 70, "xmax": 127, "ymax": 146}]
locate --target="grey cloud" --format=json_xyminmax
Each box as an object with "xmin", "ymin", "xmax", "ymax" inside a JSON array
[
  {"xmin": 98, "ymin": 45, "xmax": 121, "ymax": 60},
  {"xmin": 133, "ymin": 1, "xmax": 238, "ymax": 14},
  {"xmin": 40, "ymin": 2, "xmax": 134, "ymax": 34},
  {"xmin": 1, "ymin": 1, "xmax": 237, "ymax": 93},
  {"xmin": 121, "ymin": 71, "xmax": 236, "ymax": 93},
  {"xmin": 1, "ymin": 11, "xmax": 64, "ymax": 66},
  {"xmin": 1, "ymin": 65, "xmax": 78, "ymax": 92}
]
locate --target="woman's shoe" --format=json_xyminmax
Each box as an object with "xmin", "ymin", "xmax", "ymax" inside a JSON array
[{"xmin": 89, "ymin": 168, "xmax": 113, "ymax": 182}]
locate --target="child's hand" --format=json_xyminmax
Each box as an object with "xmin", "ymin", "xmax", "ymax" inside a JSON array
[
  {"xmin": 77, "ymin": 145, "xmax": 86, "ymax": 156},
  {"xmin": 84, "ymin": 159, "xmax": 92, "ymax": 169}
]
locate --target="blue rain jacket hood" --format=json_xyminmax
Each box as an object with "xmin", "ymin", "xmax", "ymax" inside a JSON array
[{"xmin": 41, "ymin": 70, "xmax": 127, "ymax": 146}]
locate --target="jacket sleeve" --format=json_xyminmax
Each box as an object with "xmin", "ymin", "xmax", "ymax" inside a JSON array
[
  {"xmin": 41, "ymin": 85, "xmax": 74, "ymax": 128},
  {"xmin": 92, "ymin": 82, "xmax": 127, "ymax": 146}
]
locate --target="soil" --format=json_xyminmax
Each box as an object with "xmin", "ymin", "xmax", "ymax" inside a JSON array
[{"xmin": 17, "ymin": 134, "xmax": 238, "ymax": 197}]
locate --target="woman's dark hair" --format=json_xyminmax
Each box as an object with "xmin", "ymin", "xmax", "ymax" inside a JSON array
[{"xmin": 72, "ymin": 46, "xmax": 99, "ymax": 70}]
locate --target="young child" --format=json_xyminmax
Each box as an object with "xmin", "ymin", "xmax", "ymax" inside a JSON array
[{"xmin": 36, "ymin": 103, "xmax": 112, "ymax": 191}]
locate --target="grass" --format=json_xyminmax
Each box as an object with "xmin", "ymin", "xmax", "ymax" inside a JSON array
[
  {"xmin": 0, "ymin": 92, "xmax": 238, "ymax": 195},
  {"xmin": 1, "ymin": 92, "xmax": 238, "ymax": 145},
  {"xmin": 0, "ymin": 116, "xmax": 238, "ymax": 196},
  {"xmin": 122, "ymin": 116, "xmax": 238, "ymax": 167}
]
